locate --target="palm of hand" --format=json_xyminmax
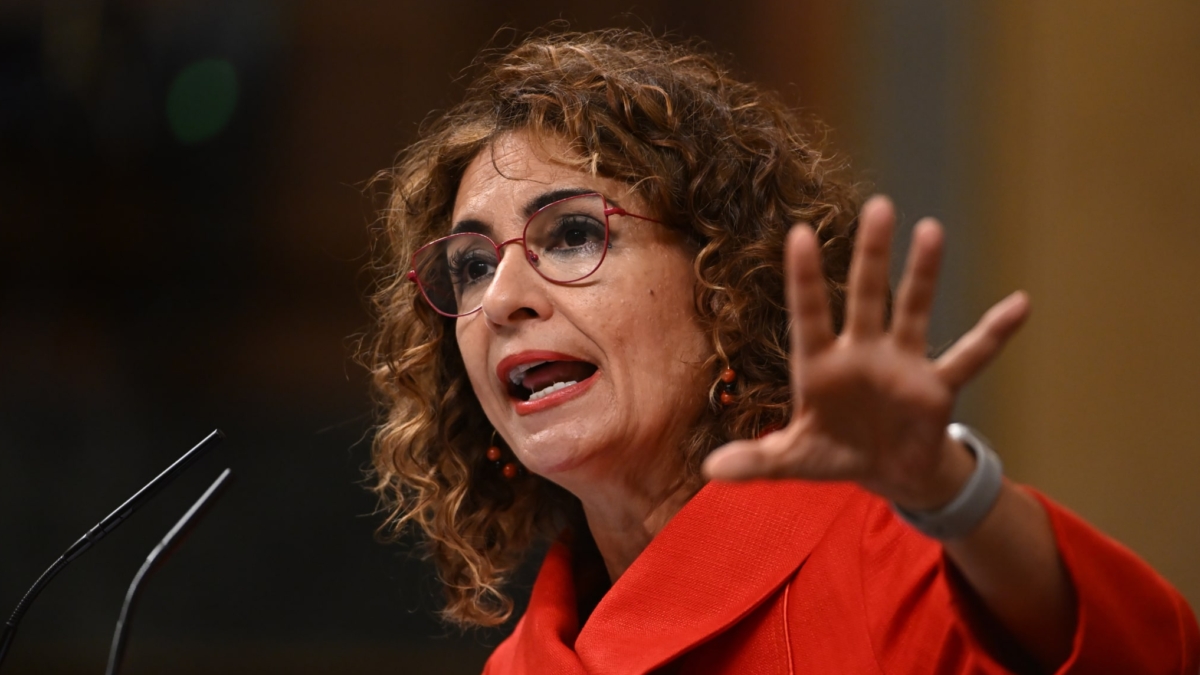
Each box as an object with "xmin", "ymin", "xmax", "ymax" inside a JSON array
[{"xmin": 703, "ymin": 196, "xmax": 1029, "ymax": 509}]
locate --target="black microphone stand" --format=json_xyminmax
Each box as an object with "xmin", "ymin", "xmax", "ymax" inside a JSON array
[
  {"xmin": 106, "ymin": 468, "xmax": 234, "ymax": 675},
  {"xmin": 0, "ymin": 429, "xmax": 225, "ymax": 670}
]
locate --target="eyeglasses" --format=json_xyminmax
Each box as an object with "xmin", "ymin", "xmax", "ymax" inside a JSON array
[{"xmin": 407, "ymin": 192, "xmax": 662, "ymax": 317}]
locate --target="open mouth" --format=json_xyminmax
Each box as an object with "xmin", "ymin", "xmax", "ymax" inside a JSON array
[{"xmin": 506, "ymin": 360, "xmax": 600, "ymax": 402}]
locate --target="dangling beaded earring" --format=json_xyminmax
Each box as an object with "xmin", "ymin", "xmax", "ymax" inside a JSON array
[
  {"xmin": 485, "ymin": 432, "xmax": 524, "ymax": 480},
  {"xmin": 718, "ymin": 367, "xmax": 737, "ymax": 406}
]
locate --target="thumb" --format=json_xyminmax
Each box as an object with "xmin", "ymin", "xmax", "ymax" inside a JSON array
[{"xmin": 703, "ymin": 439, "xmax": 777, "ymax": 481}]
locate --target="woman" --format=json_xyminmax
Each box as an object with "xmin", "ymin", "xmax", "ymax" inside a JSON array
[{"xmin": 367, "ymin": 29, "xmax": 1198, "ymax": 674}]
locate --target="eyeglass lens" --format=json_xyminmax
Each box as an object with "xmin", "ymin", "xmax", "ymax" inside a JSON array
[{"xmin": 412, "ymin": 194, "xmax": 610, "ymax": 316}]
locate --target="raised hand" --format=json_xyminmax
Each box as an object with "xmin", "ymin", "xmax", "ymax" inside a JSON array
[{"xmin": 703, "ymin": 195, "xmax": 1030, "ymax": 511}]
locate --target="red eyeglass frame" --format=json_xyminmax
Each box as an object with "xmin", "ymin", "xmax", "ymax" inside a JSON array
[{"xmin": 406, "ymin": 192, "xmax": 662, "ymax": 318}]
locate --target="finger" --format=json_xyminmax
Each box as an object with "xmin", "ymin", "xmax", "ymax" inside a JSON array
[
  {"xmin": 845, "ymin": 195, "xmax": 896, "ymax": 339},
  {"xmin": 935, "ymin": 291, "xmax": 1031, "ymax": 389},
  {"xmin": 702, "ymin": 438, "xmax": 797, "ymax": 481},
  {"xmin": 786, "ymin": 225, "xmax": 835, "ymax": 361},
  {"xmin": 891, "ymin": 218, "xmax": 944, "ymax": 353}
]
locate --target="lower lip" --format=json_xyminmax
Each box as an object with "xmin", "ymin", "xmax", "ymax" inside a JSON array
[{"xmin": 512, "ymin": 370, "xmax": 601, "ymax": 416}]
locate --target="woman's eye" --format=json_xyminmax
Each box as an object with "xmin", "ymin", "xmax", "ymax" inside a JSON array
[
  {"xmin": 551, "ymin": 216, "xmax": 605, "ymax": 250},
  {"xmin": 446, "ymin": 250, "xmax": 496, "ymax": 286},
  {"xmin": 563, "ymin": 227, "xmax": 591, "ymax": 247},
  {"xmin": 465, "ymin": 260, "xmax": 492, "ymax": 280}
]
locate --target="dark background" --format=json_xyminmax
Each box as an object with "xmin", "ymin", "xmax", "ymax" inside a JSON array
[
  {"xmin": 0, "ymin": 3, "xmax": 848, "ymax": 673},
  {"xmin": 2, "ymin": 2, "xmax": 1197, "ymax": 673}
]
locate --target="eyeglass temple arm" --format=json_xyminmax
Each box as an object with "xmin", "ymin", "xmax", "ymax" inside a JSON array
[{"xmin": 604, "ymin": 206, "xmax": 662, "ymax": 224}]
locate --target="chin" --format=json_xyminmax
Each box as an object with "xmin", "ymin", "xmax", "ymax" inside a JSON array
[{"xmin": 509, "ymin": 424, "xmax": 610, "ymax": 480}]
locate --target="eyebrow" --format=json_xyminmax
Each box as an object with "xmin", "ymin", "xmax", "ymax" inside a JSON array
[
  {"xmin": 449, "ymin": 187, "xmax": 607, "ymax": 236},
  {"xmin": 522, "ymin": 187, "xmax": 601, "ymax": 218}
]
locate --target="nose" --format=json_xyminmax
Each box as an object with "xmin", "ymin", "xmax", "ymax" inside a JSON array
[{"xmin": 479, "ymin": 238, "xmax": 553, "ymax": 328}]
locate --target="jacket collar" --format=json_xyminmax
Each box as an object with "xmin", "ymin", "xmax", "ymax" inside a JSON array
[{"xmin": 512, "ymin": 479, "xmax": 857, "ymax": 675}]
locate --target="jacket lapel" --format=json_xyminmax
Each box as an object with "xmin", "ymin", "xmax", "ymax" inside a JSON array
[
  {"xmin": 575, "ymin": 479, "xmax": 856, "ymax": 675},
  {"xmin": 500, "ymin": 539, "xmax": 589, "ymax": 674}
]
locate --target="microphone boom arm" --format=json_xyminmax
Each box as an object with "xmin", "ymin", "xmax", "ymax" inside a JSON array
[
  {"xmin": 105, "ymin": 468, "xmax": 234, "ymax": 675},
  {"xmin": 0, "ymin": 429, "xmax": 225, "ymax": 670}
]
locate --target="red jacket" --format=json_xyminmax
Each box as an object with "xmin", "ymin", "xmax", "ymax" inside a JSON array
[{"xmin": 483, "ymin": 480, "xmax": 1199, "ymax": 674}]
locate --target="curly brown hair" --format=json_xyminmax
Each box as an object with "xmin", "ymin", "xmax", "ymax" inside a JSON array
[{"xmin": 366, "ymin": 27, "xmax": 862, "ymax": 627}]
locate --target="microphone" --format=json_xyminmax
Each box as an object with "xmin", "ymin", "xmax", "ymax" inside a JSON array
[
  {"xmin": 106, "ymin": 468, "xmax": 234, "ymax": 675},
  {"xmin": 0, "ymin": 429, "xmax": 225, "ymax": 669}
]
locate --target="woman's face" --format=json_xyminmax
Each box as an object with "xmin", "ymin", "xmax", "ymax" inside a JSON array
[{"xmin": 452, "ymin": 132, "xmax": 711, "ymax": 492}]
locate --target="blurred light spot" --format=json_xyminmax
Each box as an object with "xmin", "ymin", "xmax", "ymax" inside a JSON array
[{"xmin": 166, "ymin": 59, "xmax": 239, "ymax": 144}]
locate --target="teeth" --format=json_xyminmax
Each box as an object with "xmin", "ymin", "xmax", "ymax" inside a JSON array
[
  {"xmin": 508, "ymin": 361, "xmax": 546, "ymax": 386},
  {"xmin": 527, "ymin": 380, "xmax": 578, "ymax": 402}
]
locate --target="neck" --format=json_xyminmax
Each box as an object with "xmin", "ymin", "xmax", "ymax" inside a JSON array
[{"xmin": 568, "ymin": 460, "xmax": 704, "ymax": 583}]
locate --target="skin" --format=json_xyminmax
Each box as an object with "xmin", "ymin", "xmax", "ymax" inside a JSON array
[
  {"xmin": 703, "ymin": 198, "xmax": 1075, "ymax": 670},
  {"xmin": 453, "ymin": 132, "xmax": 1075, "ymax": 671},
  {"xmin": 453, "ymin": 132, "xmax": 711, "ymax": 582}
]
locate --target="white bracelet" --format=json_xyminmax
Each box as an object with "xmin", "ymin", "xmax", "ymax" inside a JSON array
[{"xmin": 891, "ymin": 424, "xmax": 1004, "ymax": 540}]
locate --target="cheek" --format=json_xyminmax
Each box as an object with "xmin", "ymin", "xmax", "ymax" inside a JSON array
[
  {"xmin": 609, "ymin": 262, "xmax": 709, "ymax": 383},
  {"xmin": 455, "ymin": 321, "xmax": 492, "ymax": 401}
]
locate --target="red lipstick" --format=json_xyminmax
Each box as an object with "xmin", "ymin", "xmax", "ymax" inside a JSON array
[{"xmin": 496, "ymin": 351, "xmax": 601, "ymax": 416}]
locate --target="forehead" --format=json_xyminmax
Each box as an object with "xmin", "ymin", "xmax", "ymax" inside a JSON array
[{"xmin": 451, "ymin": 132, "xmax": 634, "ymax": 233}]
